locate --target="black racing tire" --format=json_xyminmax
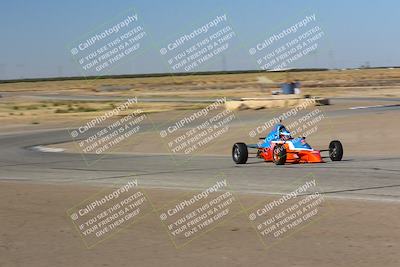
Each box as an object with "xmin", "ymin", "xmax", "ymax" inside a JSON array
[
  {"xmin": 232, "ymin": 143, "xmax": 248, "ymax": 164},
  {"xmin": 273, "ymin": 145, "xmax": 287, "ymax": 165},
  {"xmin": 329, "ymin": 140, "xmax": 343, "ymax": 161}
]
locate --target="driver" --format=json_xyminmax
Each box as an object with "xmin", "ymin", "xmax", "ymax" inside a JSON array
[{"xmin": 279, "ymin": 126, "xmax": 292, "ymax": 141}]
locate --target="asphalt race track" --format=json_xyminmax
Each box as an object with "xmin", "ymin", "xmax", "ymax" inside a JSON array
[{"xmin": 1, "ymin": 102, "xmax": 400, "ymax": 202}]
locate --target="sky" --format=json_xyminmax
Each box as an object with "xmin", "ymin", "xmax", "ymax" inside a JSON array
[{"xmin": 0, "ymin": 0, "xmax": 399, "ymax": 79}]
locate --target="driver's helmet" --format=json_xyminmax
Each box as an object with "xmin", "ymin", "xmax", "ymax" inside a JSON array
[{"xmin": 279, "ymin": 126, "xmax": 292, "ymax": 140}]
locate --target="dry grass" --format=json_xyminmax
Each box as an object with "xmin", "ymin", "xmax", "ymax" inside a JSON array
[{"xmin": 0, "ymin": 68, "xmax": 399, "ymax": 126}]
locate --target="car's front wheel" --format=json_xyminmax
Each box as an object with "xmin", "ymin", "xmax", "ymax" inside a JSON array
[
  {"xmin": 273, "ymin": 145, "xmax": 287, "ymax": 165},
  {"xmin": 232, "ymin": 143, "xmax": 248, "ymax": 164},
  {"xmin": 329, "ymin": 140, "xmax": 343, "ymax": 161}
]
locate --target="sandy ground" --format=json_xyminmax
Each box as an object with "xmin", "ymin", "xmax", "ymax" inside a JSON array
[{"xmin": 0, "ymin": 181, "xmax": 399, "ymax": 267}]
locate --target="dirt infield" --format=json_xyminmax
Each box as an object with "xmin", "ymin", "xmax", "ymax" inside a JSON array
[{"xmin": 0, "ymin": 181, "xmax": 399, "ymax": 267}]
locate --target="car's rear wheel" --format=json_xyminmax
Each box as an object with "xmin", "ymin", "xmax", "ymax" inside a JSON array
[
  {"xmin": 232, "ymin": 143, "xmax": 248, "ymax": 164},
  {"xmin": 329, "ymin": 140, "xmax": 343, "ymax": 161},
  {"xmin": 273, "ymin": 145, "xmax": 286, "ymax": 165}
]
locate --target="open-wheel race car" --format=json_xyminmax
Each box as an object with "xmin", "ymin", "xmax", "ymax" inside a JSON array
[{"xmin": 232, "ymin": 124, "xmax": 343, "ymax": 165}]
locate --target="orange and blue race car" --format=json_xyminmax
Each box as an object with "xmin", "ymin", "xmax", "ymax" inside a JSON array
[{"xmin": 232, "ymin": 124, "xmax": 343, "ymax": 165}]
